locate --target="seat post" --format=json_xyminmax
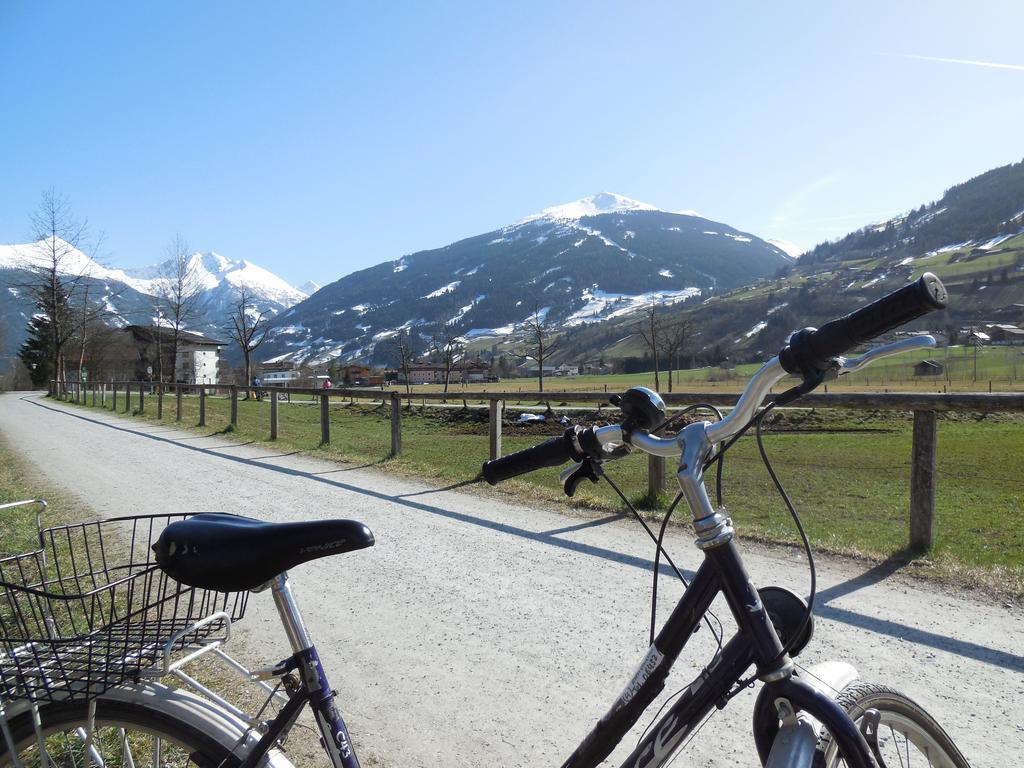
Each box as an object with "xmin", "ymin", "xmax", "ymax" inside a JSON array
[{"xmin": 270, "ymin": 573, "xmax": 313, "ymax": 653}]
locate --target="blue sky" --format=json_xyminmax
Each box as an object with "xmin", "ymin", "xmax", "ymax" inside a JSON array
[{"xmin": 1, "ymin": 1, "xmax": 1022, "ymax": 287}]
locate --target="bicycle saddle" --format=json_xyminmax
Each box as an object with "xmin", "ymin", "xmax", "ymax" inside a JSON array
[{"xmin": 153, "ymin": 513, "xmax": 375, "ymax": 591}]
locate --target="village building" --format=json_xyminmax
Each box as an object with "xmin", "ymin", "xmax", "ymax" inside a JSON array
[
  {"xmin": 123, "ymin": 326, "xmax": 225, "ymax": 384},
  {"xmin": 405, "ymin": 362, "xmax": 458, "ymax": 382},
  {"xmin": 258, "ymin": 361, "xmax": 301, "ymax": 385},
  {"xmin": 459, "ymin": 360, "xmax": 490, "ymax": 382},
  {"xmin": 913, "ymin": 360, "xmax": 944, "ymax": 377},
  {"xmin": 985, "ymin": 324, "xmax": 1024, "ymax": 345}
]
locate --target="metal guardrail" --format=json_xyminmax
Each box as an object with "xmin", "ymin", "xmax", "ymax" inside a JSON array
[{"xmin": 50, "ymin": 379, "xmax": 1024, "ymax": 552}]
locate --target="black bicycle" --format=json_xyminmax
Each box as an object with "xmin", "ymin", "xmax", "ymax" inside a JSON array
[{"xmin": 1, "ymin": 274, "xmax": 970, "ymax": 768}]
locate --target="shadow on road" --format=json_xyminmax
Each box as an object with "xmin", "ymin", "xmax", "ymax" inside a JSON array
[{"xmin": 25, "ymin": 396, "xmax": 1024, "ymax": 673}]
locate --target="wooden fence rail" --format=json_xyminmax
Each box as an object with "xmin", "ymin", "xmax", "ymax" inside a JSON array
[{"xmin": 51, "ymin": 379, "xmax": 1024, "ymax": 552}]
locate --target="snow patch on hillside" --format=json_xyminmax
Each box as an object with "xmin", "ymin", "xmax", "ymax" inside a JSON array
[
  {"xmin": 736, "ymin": 321, "xmax": 767, "ymax": 342},
  {"xmin": 422, "ymin": 281, "xmax": 461, "ymax": 299},
  {"xmin": 766, "ymin": 238, "xmax": 804, "ymax": 258},
  {"xmin": 980, "ymin": 233, "xmax": 1015, "ymax": 250},
  {"xmin": 564, "ymin": 286, "xmax": 701, "ymax": 327}
]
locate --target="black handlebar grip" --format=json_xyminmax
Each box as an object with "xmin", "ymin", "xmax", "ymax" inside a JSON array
[
  {"xmin": 481, "ymin": 432, "xmax": 576, "ymax": 485},
  {"xmin": 780, "ymin": 272, "xmax": 947, "ymax": 375}
]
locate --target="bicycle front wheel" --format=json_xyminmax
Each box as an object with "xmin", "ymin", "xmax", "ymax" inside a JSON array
[
  {"xmin": 818, "ymin": 682, "xmax": 971, "ymax": 768},
  {"xmin": 0, "ymin": 697, "xmax": 238, "ymax": 768}
]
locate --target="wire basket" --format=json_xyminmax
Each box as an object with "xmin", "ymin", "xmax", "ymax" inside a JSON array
[{"xmin": 0, "ymin": 513, "xmax": 248, "ymax": 703}]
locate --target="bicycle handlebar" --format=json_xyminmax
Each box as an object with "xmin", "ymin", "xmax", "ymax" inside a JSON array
[
  {"xmin": 779, "ymin": 272, "xmax": 947, "ymax": 375},
  {"xmin": 481, "ymin": 274, "xmax": 950, "ymax": 484},
  {"xmin": 482, "ymin": 430, "xmax": 580, "ymax": 485}
]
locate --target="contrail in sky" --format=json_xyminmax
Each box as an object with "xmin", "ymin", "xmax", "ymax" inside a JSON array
[{"xmin": 893, "ymin": 53, "xmax": 1024, "ymax": 72}]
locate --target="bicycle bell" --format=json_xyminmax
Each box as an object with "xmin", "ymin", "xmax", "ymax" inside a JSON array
[{"xmin": 610, "ymin": 386, "xmax": 667, "ymax": 433}]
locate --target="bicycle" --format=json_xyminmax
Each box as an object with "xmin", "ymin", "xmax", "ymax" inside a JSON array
[{"xmin": 0, "ymin": 273, "xmax": 971, "ymax": 768}]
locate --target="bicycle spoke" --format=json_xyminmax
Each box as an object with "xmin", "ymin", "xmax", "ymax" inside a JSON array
[{"xmin": 119, "ymin": 730, "xmax": 135, "ymax": 768}]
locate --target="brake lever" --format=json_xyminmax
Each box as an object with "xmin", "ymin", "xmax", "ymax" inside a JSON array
[
  {"xmin": 839, "ymin": 335, "xmax": 936, "ymax": 375},
  {"xmin": 559, "ymin": 457, "xmax": 603, "ymax": 497}
]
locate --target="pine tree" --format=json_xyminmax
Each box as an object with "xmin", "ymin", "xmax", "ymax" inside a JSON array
[{"xmin": 18, "ymin": 315, "xmax": 54, "ymax": 387}]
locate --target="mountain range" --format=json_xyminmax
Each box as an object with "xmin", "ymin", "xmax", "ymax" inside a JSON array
[
  {"xmin": 4, "ymin": 158, "xmax": 1023, "ymax": 375},
  {"xmin": 0, "ymin": 242, "xmax": 309, "ymax": 358},
  {"xmin": 258, "ymin": 192, "xmax": 793, "ymax": 365},
  {"xmin": 557, "ymin": 160, "xmax": 1024, "ymax": 367}
]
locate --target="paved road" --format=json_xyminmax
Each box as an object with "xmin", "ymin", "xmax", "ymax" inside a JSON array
[{"xmin": 1, "ymin": 393, "xmax": 1021, "ymax": 766}]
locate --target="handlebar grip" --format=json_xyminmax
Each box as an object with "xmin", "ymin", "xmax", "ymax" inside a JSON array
[
  {"xmin": 481, "ymin": 432, "xmax": 576, "ymax": 485},
  {"xmin": 780, "ymin": 272, "xmax": 947, "ymax": 375}
]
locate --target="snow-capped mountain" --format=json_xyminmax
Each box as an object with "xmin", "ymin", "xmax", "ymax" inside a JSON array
[
  {"xmin": 0, "ymin": 239, "xmax": 309, "ymax": 357},
  {"xmin": 258, "ymin": 193, "xmax": 793, "ymax": 365}
]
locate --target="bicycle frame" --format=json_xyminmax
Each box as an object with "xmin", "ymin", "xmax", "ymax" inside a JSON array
[
  {"xmin": 242, "ymin": 346, "xmax": 947, "ymax": 768},
  {"xmin": 247, "ymin": 414, "xmax": 877, "ymax": 768}
]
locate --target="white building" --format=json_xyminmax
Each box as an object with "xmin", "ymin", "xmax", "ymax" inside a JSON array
[
  {"xmin": 174, "ymin": 332, "xmax": 225, "ymax": 384},
  {"xmin": 124, "ymin": 326, "xmax": 225, "ymax": 384}
]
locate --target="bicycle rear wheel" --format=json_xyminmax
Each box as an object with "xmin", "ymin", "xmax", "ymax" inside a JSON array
[
  {"xmin": 0, "ymin": 697, "xmax": 238, "ymax": 768},
  {"xmin": 818, "ymin": 682, "xmax": 971, "ymax": 768}
]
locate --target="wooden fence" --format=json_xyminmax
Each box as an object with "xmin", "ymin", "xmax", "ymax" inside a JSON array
[{"xmin": 50, "ymin": 379, "xmax": 1024, "ymax": 553}]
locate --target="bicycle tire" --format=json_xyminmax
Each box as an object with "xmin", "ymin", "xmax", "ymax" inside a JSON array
[
  {"xmin": 817, "ymin": 681, "xmax": 971, "ymax": 768},
  {"xmin": 0, "ymin": 697, "xmax": 240, "ymax": 768}
]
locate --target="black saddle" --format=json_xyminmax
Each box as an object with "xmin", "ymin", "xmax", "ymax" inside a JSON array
[{"xmin": 153, "ymin": 513, "xmax": 375, "ymax": 592}]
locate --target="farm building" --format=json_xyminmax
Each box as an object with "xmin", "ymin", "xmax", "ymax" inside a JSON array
[{"xmin": 913, "ymin": 360, "xmax": 944, "ymax": 377}]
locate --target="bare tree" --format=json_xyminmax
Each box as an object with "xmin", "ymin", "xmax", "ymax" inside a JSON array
[
  {"xmin": 19, "ymin": 189, "xmax": 90, "ymax": 392},
  {"xmin": 636, "ymin": 298, "xmax": 662, "ymax": 392},
  {"xmin": 224, "ymin": 287, "xmax": 270, "ymax": 396},
  {"xmin": 70, "ymin": 232, "xmax": 117, "ymax": 385},
  {"xmin": 658, "ymin": 316, "xmax": 691, "ymax": 393},
  {"xmin": 157, "ymin": 235, "xmax": 202, "ymax": 382},
  {"xmin": 391, "ymin": 329, "xmax": 413, "ymax": 397},
  {"xmin": 430, "ymin": 325, "xmax": 464, "ymax": 393},
  {"xmin": 520, "ymin": 306, "xmax": 561, "ymax": 393}
]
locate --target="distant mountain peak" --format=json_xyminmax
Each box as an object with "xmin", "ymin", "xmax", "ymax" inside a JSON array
[
  {"xmin": 297, "ymin": 280, "xmax": 321, "ymax": 296},
  {"xmin": 766, "ymin": 238, "xmax": 805, "ymax": 258},
  {"xmin": 517, "ymin": 192, "xmax": 661, "ymax": 225}
]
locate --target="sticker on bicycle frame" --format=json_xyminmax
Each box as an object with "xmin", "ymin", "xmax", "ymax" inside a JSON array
[{"xmin": 614, "ymin": 645, "xmax": 664, "ymax": 710}]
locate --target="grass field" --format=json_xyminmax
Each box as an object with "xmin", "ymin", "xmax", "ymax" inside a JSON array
[
  {"xmin": 60, "ymin": 388, "xmax": 1024, "ymax": 593},
  {"xmin": 0, "ymin": 436, "xmax": 62, "ymax": 556},
  {"xmin": 375, "ymin": 345, "xmax": 1024, "ymax": 396}
]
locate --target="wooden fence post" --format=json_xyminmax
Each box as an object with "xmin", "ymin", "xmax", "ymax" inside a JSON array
[
  {"xmin": 101, "ymin": 383, "xmax": 106, "ymax": 407},
  {"xmin": 112, "ymin": 384, "xmax": 118, "ymax": 412},
  {"xmin": 320, "ymin": 393, "xmax": 330, "ymax": 445},
  {"xmin": 157, "ymin": 383, "xmax": 164, "ymax": 420},
  {"xmin": 390, "ymin": 392, "xmax": 402, "ymax": 456},
  {"xmin": 910, "ymin": 410, "xmax": 937, "ymax": 551},
  {"xmin": 648, "ymin": 454, "xmax": 666, "ymax": 501},
  {"xmin": 138, "ymin": 382, "xmax": 145, "ymax": 413},
  {"xmin": 176, "ymin": 385, "xmax": 183, "ymax": 422},
  {"xmin": 230, "ymin": 386, "xmax": 238, "ymax": 426},
  {"xmin": 199, "ymin": 386, "xmax": 207, "ymax": 427},
  {"xmin": 489, "ymin": 399, "xmax": 502, "ymax": 460},
  {"xmin": 124, "ymin": 383, "xmax": 131, "ymax": 413},
  {"xmin": 270, "ymin": 391, "xmax": 279, "ymax": 440},
  {"xmin": 91, "ymin": 383, "xmax": 97, "ymax": 407}
]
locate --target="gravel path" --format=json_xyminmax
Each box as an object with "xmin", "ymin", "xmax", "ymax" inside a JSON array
[{"xmin": 1, "ymin": 392, "xmax": 1020, "ymax": 766}]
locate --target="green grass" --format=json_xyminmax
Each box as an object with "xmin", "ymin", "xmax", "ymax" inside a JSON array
[
  {"xmin": 65, "ymin": 389, "xmax": 1024, "ymax": 588},
  {"xmin": 381, "ymin": 345, "xmax": 1024, "ymax": 396},
  {"xmin": 0, "ymin": 435, "xmax": 63, "ymax": 556}
]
